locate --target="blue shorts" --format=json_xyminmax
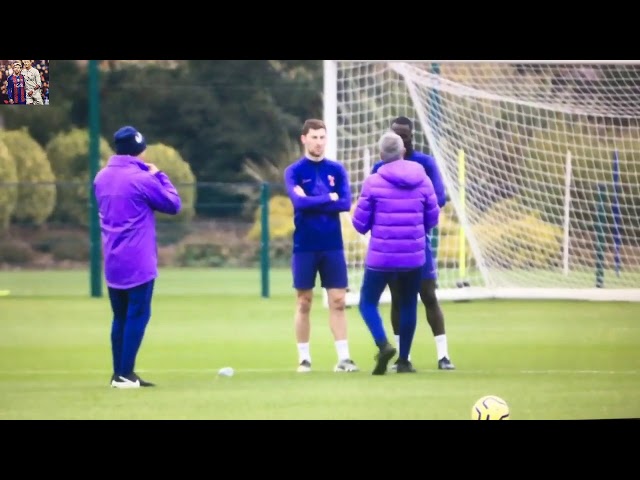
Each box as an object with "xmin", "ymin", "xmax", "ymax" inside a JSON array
[
  {"xmin": 291, "ymin": 250, "xmax": 348, "ymax": 290},
  {"xmin": 422, "ymin": 245, "xmax": 437, "ymax": 280}
]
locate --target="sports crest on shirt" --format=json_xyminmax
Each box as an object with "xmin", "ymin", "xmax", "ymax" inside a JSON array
[{"xmin": 328, "ymin": 175, "xmax": 335, "ymax": 187}]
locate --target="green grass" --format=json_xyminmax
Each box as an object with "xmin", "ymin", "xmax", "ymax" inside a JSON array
[{"xmin": 0, "ymin": 268, "xmax": 639, "ymax": 419}]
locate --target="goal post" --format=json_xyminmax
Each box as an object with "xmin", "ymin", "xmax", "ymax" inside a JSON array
[{"xmin": 323, "ymin": 60, "xmax": 640, "ymax": 305}]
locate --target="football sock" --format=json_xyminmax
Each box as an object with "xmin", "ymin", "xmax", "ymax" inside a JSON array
[
  {"xmin": 335, "ymin": 339, "xmax": 351, "ymax": 361},
  {"xmin": 120, "ymin": 311, "xmax": 150, "ymax": 376},
  {"xmin": 297, "ymin": 342, "xmax": 311, "ymax": 363},
  {"xmin": 435, "ymin": 334, "xmax": 448, "ymax": 360},
  {"xmin": 111, "ymin": 318, "xmax": 125, "ymax": 376},
  {"xmin": 108, "ymin": 288, "xmax": 128, "ymax": 377}
]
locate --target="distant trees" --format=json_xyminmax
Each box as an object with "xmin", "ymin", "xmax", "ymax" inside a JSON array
[{"xmin": 1, "ymin": 59, "xmax": 324, "ymax": 218}]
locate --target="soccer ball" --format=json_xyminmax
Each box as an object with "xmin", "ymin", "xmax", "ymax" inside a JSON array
[{"xmin": 471, "ymin": 395, "xmax": 510, "ymax": 420}]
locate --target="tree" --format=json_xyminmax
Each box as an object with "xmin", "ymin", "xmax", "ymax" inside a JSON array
[
  {"xmin": 0, "ymin": 140, "xmax": 18, "ymax": 232},
  {"xmin": 0, "ymin": 128, "xmax": 56, "ymax": 226},
  {"xmin": 45, "ymin": 128, "xmax": 113, "ymax": 226}
]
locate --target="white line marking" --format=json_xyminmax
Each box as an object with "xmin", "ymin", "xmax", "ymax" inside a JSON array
[{"xmin": 0, "ymin": 368, "xmax": 637, "ymax": 376}]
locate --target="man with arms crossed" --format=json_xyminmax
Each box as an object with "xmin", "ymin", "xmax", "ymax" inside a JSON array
[
  {"xmin": 284, "ymin": 118, "xmax": 359, "ymax": 373},
  {"xmin": 353, "ymin": 131, "xmax": 440, "ymax": 374},
  {"xmin": 372, "ymin": 116, "xmax": 454, "ymax": 370}
]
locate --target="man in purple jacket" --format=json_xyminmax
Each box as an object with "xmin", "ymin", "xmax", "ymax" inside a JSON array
[
  {"xmin": 352, "ymin": 131, "xmax": 440, "ymax": 375},
  {"xmin": 94, "ymin": 126, "xmax": 182, "ymax": 389}
]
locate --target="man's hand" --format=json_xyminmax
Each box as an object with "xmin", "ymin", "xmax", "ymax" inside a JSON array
[
  {"xmin": 27, "ymin": 90, "xmax": 33, "ymax": 97},
  {"xmin": 145, "ymin": 163, "xmax": 160, "ymax": 174},
  {"xmin": 293, "ymin": 186, "xmax": 306, "ymax": 197},
  {"xmin": 329, "ymin": 192, "xmax": 339, "ymax": 201}
]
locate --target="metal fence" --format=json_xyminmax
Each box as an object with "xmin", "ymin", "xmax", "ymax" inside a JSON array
[{"xmin": 0, "ymin": 181, "xmax": 293, "ymax": 273}]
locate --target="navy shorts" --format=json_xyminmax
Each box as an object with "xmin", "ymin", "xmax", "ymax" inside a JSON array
[
  {"xmin": 291, "ymin": 250, "xmax": 348, "ymax": 290},
  {"xmin": 422, "ymin": 244, "xmax": 437, "ymax": 280}
]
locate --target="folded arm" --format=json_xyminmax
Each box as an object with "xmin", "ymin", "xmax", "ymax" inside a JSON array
[
  {"xmin": 284, "ymin": 166, "xmax": 333, "ymax": 210},
  {"xmin": 144, "ymin": 171, "xmax": 182, "ymax": 215},
  {"xmin": 313, "ymin": 164, "xmax": 352, "ymax": 213}
]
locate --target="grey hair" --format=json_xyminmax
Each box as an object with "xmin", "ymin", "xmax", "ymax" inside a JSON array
[{"xmin": 379, "ymin": 131, "xmax": 404, "ymax": 161}]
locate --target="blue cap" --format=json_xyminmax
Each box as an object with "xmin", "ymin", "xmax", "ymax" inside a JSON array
[{"xmin": 114, "ymin": 126, "xmax": 147, "ymax": 156}]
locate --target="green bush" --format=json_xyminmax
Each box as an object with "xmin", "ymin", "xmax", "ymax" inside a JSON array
[
  {"xmin": 45, "ymin": 128, "xmax": 114, "ymax": 226},
  {"xmin": 155, "ymin": 221, "xmax": 192, "ymax": 246},
  {"xmin": 0, "ymin": 128, "xmax": 56, "ymax": 226},
  {"xmin": 0, "ymin": 140, "xmax": 18, "ymax": 232},
  {"xmin": 51, "ymin": 237, "xmax": 90, "ymax": 261},
  {"xmin": 177, "ymin": 243, "xmax": 226, "ymax": 267},
  {"xmin": 176, "ymin": 240, "xmax": 259, "ymax": 268},
  {"xmin": 32, "ymin": 230, "xmax": 88, "ymax": 254},
  {"xmin": 246, "ymin": 194, "xmax": 293, "ymax": 240},
  {"xmin": 0, "ymin": 239, "xmax": 34, "ymax": 265},
  {"xmin": 502, "ymin": 118, "xmax": 640, "ymax": 236},
  {"xmin": 473, "ymin": 198, "xmax": 563, "ymax": 269},
  {"xmin": 143, "ymin": 144, "xmax": 197, "ymax": 222}
]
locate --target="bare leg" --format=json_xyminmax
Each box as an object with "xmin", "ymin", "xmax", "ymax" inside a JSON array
[
  {"xmin": 327, "ymin": 287, "xmax": 358, "ymax": 370},
  {"xmin": 419, "ymin": 279, "xmax": 445, "ymax": 336},
  {"xmin": 326, "ymin": 287, "xmax": 347, "ymax": 341},
  {"xmin": 295, "ymin": 289, "xmax": 314, "ymax": 371}
]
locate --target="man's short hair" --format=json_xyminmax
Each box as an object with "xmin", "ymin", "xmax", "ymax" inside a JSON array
[
  {"xmin": 379, "ymin": 131, "xmax": 404, "ymax": 161},
  {"xmin": 13, "ymin": 61, "xmax": 21, "ymax": 67},
  {"xmin": 302, "ymin": 119, "xmax": 326, "ymax": 135},
  {"xmin": 391, "ymin": 116, "xmax": 413, "ymax": 130}
]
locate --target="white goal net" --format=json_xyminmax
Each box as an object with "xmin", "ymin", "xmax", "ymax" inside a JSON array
[{"xmin": 324, "ymin": 60, "xmax": 640, "ymax": 304}]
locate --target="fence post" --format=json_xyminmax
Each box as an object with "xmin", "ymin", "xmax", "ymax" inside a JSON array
[
  {"xmin": 260, "ymin": 182, "xmax": 270, "ymax": 298},
  {"xmin": 88, "ymin": 60, "xmax": 102, "ymax": 298}
]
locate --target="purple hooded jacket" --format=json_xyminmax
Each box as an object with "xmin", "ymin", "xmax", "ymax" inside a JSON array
[
  {"xmin": 352, "ymin": 159, "xmax": 440, "ymax": 271},
  {"xmin": 94, "ymin": 155, "xmax": 182, "ymax": 289}
]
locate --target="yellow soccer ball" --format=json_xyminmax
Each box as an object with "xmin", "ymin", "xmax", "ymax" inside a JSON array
[{"xmin": 471, "ymin": 395, "xmax": 510, "ymax": 420}]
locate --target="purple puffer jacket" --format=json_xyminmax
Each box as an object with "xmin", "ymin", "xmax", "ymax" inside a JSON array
[{"xmin": 352, "ymin": 159, "xmax": 440, "ymax": 271}]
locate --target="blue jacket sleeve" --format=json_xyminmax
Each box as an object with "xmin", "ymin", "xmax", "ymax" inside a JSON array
[
  {"xmin": 422, "ymin": 178, "xmax": 440, "ymax": 231},
  {"xmin": 423, "ymin": 155, "xmax": 447, "ymax": 207},
  {"xmin": 284, "ymin": 164, "xmax": 333, "ymax": 210}
]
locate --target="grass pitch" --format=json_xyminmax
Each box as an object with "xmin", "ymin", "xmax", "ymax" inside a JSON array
[{"xmin": 0, "ymin": 268, "xmax": 638, "ymax": 419}]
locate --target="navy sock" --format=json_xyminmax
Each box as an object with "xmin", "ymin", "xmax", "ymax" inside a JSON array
[
  {"xmin": 119, "ymin": 280, "xmax": 154, "ymax": 376},
  {"xmin": 111, "ymin": 319, "xmax": 125, "ymax": 374},
  {"xmin": 108, "ymin": 288, "xmax": 129, "ymax": 376}
]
